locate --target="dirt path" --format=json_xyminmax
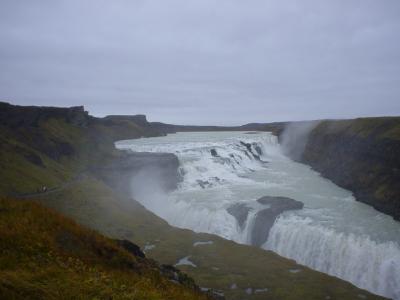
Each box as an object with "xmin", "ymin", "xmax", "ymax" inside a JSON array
[{"xmin": 14, "ymin": 171, "xmax": 88, "ymax": 199}]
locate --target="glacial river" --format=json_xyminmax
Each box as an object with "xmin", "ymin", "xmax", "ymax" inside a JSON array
[{"xmin": 116, "ymin": 131, "xmax": 400, "ymax": 299}]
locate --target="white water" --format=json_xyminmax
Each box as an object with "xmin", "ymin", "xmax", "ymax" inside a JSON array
[{"xmin": 116, "ymin": 131, "xmax": 400, "ymax": 299}]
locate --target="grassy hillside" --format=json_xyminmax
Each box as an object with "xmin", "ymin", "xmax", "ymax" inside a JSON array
[
  {"xmin": 0, "ymin": 197, "xmax": 210, "ymax": 300},
  {"xmin": 0, "ymin": 102, "xmax": 162, "ymax": 195}
]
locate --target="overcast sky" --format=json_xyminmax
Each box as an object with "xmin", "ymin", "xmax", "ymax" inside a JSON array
[{"xmin": 1, "ymin": 1, "xmax": 400, "ymax": 125}]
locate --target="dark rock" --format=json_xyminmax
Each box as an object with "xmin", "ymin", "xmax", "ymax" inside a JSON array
[
  {"xmin": 206, "ymin": 290, "xmax": 225, "ymax": 300},
  {"xmin": 227, "ymin": 203, "xmax": 252, "ymax": 230},
  {"xmin": 242, "ymin": 150, "xmax": 252, "ymax": 160},
  {"xmin": 213, "ymin": 176, "xmax": 221, "ymax": 182},
  {"xmin": 228, "ymin": 154, "xmax": 242, "ymax": 165},
  {"xmin": 67, "ymin": 106, "xmax": 89, "ymax": 127},
  {"xmin": 256, "ymin": 196, "xmax": 304, "ymax": 208},
  {"xmin": 24, "ymin": 152, "xmax": 44, "ymax": 167},
  {"xmin": 240, "ymin": 141, "xmax": 252, "ymax": 152},
  {"xmin": 160, "ymin": 264, "xmax": 199, "ymax": 291},
  {"xmin": 253, "ymin": 144, "xmax": 263, "ymax": 155},
  {"xmin": 200, "ymin": 288, "xmax": 225, "ymax": 300},
  {"xmin": 197, "ymin": 180, "xmax": 210, "ymax": 189},
  {"xmin": 210, "ymin": 149, "xmax": 219, "ymax": 157},
  {"xmin": 116, "ymin": 239, "xmax": 145, "ymax": 258},
  {"xmin": 251, "ymin": 196, "xmax": 303, "ymax": 246},
  {"xmin": 240, "ymin": 141, "xmax": 261, "ymax": 161}
]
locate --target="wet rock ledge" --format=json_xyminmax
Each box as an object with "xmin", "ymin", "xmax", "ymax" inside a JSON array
[{"xmin": 227, "ymin": 196, "xmax": 304, "ymax": 247}]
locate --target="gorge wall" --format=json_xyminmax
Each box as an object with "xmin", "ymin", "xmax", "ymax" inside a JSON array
[
  {"xmin": 283, "ymin": 117, "xmax": 400, "ymax": 221},
  {"xmin": 0, "ymin": 101, "xmax": 166, "ymax": 195},
  {"xmin": 0, "ymin": 102, "xmax": 392, "ymax": 299}
]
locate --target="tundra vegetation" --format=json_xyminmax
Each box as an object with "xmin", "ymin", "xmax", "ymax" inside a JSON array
[{"xmin": 0, "ymin": 102, "xmax": 388, "ymax": 299}]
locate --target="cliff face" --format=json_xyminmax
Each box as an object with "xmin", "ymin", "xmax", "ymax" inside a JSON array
[
  {"xmin": 0, "ymin": 102, "xmax": 165, "ymax": 195},
  {"xmin": 0, "ymin": 102, "xmax": 90, "ymax": 163},
  {"xmin": 149, "ymin": 121, "xmax": 287, "ymax": 135},
  {"xmin": 294, "ymin": 117, "xmax": 400, "ymax": 221},
  {"xmin": 103, "ymin": 114, "xmax": 163, "ymax": 137},
  {"xmin": 0, "ymin": 101, "xmax": 90, "ymax": 128},
  {"xmin": 104, "ymin": 114, "xmax": 148, "ymax": 126}
]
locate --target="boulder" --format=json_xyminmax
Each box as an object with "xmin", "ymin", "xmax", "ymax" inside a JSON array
[{"xmin": 116, "ymin": 239, "xmax": 145, "ymax": 258}]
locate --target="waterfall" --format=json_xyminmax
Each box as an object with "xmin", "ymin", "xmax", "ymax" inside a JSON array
[
  {"xmin": 264, "ymin": 215, "xmax": 400, "ymax": 299},
  {"xmin": 116, "ymin": 131, "xmax": 400, "ymax": 300}
]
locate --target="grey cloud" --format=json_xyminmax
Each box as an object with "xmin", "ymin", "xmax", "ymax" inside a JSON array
[{"xmin": 0, "ymin": 0, "xmax": 399, "ymax": 125}]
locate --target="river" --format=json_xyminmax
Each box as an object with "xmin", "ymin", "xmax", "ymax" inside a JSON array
[{"xmin": 116, "ymin": 131, "xmax": 400, "ymax": 299}]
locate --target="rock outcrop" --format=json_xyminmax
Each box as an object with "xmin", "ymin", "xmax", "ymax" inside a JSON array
[
  {"xmin": 252, "ymin": 196, "xmax": 303, "ymax": 246},
  {"xmin": 286, "ymin": 118, "xmax": 400, "ymax": 221},
  {"xmin": 226, "ymin": 203, "xmax": 252, "ymax": 230},
  {"xmin": 227, "ymin": 196, "xmax": 304, "ymax": 246},
  {"xmin": 0, "ymin": 101, "xmax": 90, "ymax": 128},
  {"xmin": 115, "ymin": 239, "xmax": 146, "ymax": 258}
]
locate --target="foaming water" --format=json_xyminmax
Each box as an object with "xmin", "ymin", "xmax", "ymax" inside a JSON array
[
  {"xmin": 116, "ymin": 132, "xmax": 400, "ymax": 299},
  {"xmin": 265, "ymin": 215, "xmax": 400, "ymax": 298}
]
